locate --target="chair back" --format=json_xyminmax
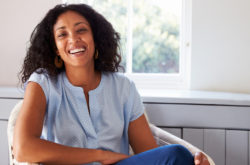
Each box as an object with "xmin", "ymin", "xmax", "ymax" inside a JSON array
[{"xmin": 7, "ymin": 100, "xmax": 38, "ymax": 165}]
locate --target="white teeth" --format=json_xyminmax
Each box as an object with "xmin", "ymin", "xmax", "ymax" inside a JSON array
[{"xmin": 69, "ymin": 48, "xmax": 85, "ymax": 54}]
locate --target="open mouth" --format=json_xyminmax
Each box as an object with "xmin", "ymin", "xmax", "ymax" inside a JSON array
[{"xmin": 68, "ymin": 47, "xmax": 86, "ymax": 54}]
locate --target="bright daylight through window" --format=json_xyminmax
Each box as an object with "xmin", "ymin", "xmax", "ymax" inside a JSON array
[{"xmin": 63, "ymin": 0, "xmax": 191, "ymax": 90}]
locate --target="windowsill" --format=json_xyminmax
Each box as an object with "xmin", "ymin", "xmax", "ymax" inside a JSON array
[
  {"xmin": 139, "ymin": 89, "xmax": 250, "ymax": 106},
  {"xmin": 1, "ymin": 87, "xmax": 250, "ymax": 106}
]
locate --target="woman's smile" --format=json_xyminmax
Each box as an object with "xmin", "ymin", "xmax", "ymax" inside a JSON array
[
  {"xmin": 69, "ymin": 47, "xmax": 86, "ymax": 54},
  {"xmin": 68, "ymin": 46, "xmax": 87, "ymax": 57}
]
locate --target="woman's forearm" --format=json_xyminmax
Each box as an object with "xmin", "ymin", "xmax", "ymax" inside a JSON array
[
  {"xmin": 14, "ymin": 137, "xmax": 103, "ymax": 164},
  {"xmin": 14, "ymin": 137, "xmax": 129, "ymax": 165}
]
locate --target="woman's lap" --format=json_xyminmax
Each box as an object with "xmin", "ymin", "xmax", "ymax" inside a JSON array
[{"xmin": 115, "ymin": 144, "xmax": 194, "ymax": 165}]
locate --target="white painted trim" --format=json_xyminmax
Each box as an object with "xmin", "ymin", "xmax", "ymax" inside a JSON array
[{"xmin": 140, "ymin": 89, "xmax": 250, "ymax": 106}]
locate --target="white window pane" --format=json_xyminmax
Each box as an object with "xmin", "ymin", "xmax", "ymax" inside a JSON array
[{"xmin": 132, "ymin": 0, "xmax": 181, "ymax": 73}]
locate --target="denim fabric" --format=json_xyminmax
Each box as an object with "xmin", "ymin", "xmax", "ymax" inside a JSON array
[{"xmin": 116, "ymin": 144, "xmax": 194, "ymax": 165}]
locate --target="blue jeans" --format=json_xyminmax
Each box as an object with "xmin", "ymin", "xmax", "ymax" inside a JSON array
[{"xmin": 115, "ymin": 144, "xmax": 194, "ymax": 165}]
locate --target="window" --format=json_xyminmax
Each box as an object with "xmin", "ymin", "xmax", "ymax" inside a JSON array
[{"xmin": 63, "ymin": 0, "xmax": 191, "ymax": 90}]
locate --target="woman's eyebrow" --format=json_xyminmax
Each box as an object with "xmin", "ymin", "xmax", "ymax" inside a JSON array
[
  {"xmin": 55, "ymin": 26, "xmax": 65, "ymax": 31},
  {"xmin": 55, "ymin": 22, "xmax": 89, "ymax": 31},
  {"xmin": 75, "ymin": 22, "xmax": 89, "ymax": 26}
]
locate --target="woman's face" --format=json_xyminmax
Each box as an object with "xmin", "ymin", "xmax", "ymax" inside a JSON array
[{"xmin": 53, "ymin": 11, "xmax": 95, "ymax": 70}]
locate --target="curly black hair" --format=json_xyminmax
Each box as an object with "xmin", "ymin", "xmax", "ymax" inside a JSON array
[{"xmin": 20, "ymin": 3, "xmax": 123, "ymax": 84}]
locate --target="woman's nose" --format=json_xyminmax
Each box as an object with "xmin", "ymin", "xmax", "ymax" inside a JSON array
[{"xmin": 68, "ymin": 33, "xmax": 80, "ymax": 43}]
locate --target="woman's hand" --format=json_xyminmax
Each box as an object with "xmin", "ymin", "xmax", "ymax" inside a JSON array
[
  {"xmin": 194, "ymin": 152, "xmax": 210, "ymax": 165},
  {"xmin": 99, "ymin": 150, "xmax": 129, "ymax": 165}
]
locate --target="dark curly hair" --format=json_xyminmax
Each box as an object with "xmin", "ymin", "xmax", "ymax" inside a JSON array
[{"xmin": 20, "ymin": 3, "xmax": 123, "ymax": 84}]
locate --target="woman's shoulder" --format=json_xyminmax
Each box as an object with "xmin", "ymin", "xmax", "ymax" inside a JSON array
[
  {"xmin": 103, "ymin": 72, "xmax": 133, "ymax": 87},
  {"xmin": 104, "ymin": 72, "xmax": 131, "ymax": 83},
  {"xmin": 26, "ymin": 68, "xmax": 65, "ymax": 91},
  {"xmin": 26, "ymin": 69, "xmax": 64, "ymax": 101},
  {"xmin": 27, "ymin": 68, "xmax": 58, "ymax": 84}
]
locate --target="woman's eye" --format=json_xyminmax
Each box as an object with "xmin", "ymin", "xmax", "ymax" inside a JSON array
[
  {"xmin": 58, "ymin": 33, "xmax": 66, "ymax": 38},
  {"xmin": 77, "ymin": 28, "xmax": 87, "ymax": 33}
]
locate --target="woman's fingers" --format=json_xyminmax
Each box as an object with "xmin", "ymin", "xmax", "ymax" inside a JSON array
[
  {"xmin": 194, "ymin": 152, "xmax": 210, "ymax": 165},
  {"xmin": 101, "ymin": 150, "xmax": 129, "ymax": 165},
  {"xmin": 194, "ymin": 152, "xmax": 202, "ymax": 164}
]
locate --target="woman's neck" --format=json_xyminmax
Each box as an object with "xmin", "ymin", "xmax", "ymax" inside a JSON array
[{"xmin": 65, "ymin": 66, "xmax": 101, "ymax": 93}]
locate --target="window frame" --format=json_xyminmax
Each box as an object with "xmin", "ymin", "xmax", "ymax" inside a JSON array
[{"xmin": 126, "ymin": 0, "xmax": 192, "ymax": 90}]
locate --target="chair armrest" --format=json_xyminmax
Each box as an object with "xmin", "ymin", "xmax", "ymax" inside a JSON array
[{"xmin": 149, "ymin": 124, "xmax": 215, "ymax": 165}]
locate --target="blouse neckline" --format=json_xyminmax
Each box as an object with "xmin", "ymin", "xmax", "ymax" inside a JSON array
[{"xmin": 62, "ymin": 71, "xmax": 105, "ymax": 95}]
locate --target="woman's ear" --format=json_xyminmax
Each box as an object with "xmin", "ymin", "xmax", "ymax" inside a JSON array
[{"xmin": 55, "ymin": 50, "xmax": 60, "ymax": 56}]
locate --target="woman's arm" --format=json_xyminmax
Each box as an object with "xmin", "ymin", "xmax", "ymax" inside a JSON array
[
  {"xmin": 13, "ymin": 82, "xmax": 128, "ymax": 164},
  {"xmin": 128, "ymin": 114, "xmax": 158, "ymax": 154}
]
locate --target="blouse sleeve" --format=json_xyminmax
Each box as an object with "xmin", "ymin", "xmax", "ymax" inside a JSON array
[
  {"xmin": 126, "ymin": 81, "xmax": 145, "ymax": 122},
  {"xmin": 25, "ymin": 70, "xmax": 50, "ymax": 103}
]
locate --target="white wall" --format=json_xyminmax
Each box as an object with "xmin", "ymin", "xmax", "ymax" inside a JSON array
[
  {"xmin": 0, "ymin": 0, "xmax": 61, "ymax": 87},
  {"xmin": 1, "ymin": 0, "xmax": 250, "ymax": 94},
  {"xmin": 190, "ymin": 0, "xmax": 250, "ymax": 93}
]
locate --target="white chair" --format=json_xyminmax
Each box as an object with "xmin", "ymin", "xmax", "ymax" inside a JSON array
[{"xmin": 8, "ymin": 100, "xmax": 215, "ymax": 165}]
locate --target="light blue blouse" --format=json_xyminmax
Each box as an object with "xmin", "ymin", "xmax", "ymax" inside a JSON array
[{"xmin": 27, "ymin": 71, "xmax": 144, "ymax": 165}]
